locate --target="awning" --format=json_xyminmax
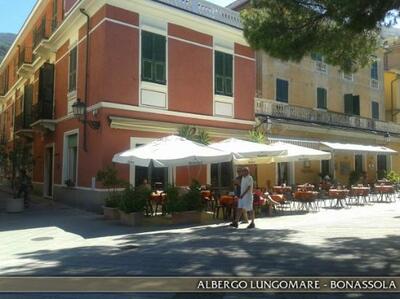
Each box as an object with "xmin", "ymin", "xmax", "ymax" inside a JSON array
[
  {"xmin": 270, "ymin": 142, "xmax": 331, "ymax": 163},
  {"xmin": 321, "ymin": 142, "xmax": 397, "ymax": 154}
]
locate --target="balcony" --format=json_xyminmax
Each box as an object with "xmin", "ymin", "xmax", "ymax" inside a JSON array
[
  {"xmin": 33, "ymin": 19, "xmax": 53, "ymax": 57},
  {"xmin": 17, "ymin": 47, "xmax": 35, "ymax": 77},
  {"xmin": 14, "ymin": 112, "xmax": 33, "ymax": 139},
  {"xmin": 154, "ymin": 0, "xmax": 242, "ymax": 29},
  {"xmin": 255, "ymin": 98, "xmax": 400, "ymax": 135},
  {"xmin": 30, "ymin": 63, "xmax": 55, "ymax": 132}
]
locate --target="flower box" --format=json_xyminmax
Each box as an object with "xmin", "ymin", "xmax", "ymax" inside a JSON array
[
  {"xmin": 171, "ymin": 210, "xmax": 202, "ymax": 225},
  {"xmin": 119, "ymin": 211, "xmax": 144, "ymax": 226},
  {"xmin": 6, "ymin": 198, "xmax": 24, "ymax": 213},
  {"xmin": 103, "ymin": 206, "xmax": 120, "ymax": 220}
]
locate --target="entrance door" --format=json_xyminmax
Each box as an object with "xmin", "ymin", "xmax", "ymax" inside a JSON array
[
  {"xmin": 377, "ymin": 155, "xmax": 387, "ymax": 179},
  {"xmin": 278, "ymin": 162, "xmax": 289, "ymax": 185},
  {"xmin": 44, "ymin": 146, "xmax": 53, "ymax": 197}
]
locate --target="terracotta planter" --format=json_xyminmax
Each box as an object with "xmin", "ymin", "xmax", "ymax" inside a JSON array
[
  {"xmin": 171, "ymin": 210, "xmax": 202, "ymax": 225},
  {"xmin": 6, "ymin": 198, "xmax": 24, "ymax": 213},
  {"xmin": 103, "ymin": 206, "xmax": 120, "ymax": 220},
  {"xmin": 119, "ymin": 211, "xmax": 144, "ymax": 226}
]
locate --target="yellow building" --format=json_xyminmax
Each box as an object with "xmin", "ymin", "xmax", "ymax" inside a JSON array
[{"xmin": 229, "ymin": 0, "xmax": 399, "ymax": 188}]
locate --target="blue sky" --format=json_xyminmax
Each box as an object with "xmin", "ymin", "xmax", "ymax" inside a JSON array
[
  {"xmin": 0, "ymin": 0, "xmax": 235, "ymax": 34},
  {"xmin": 0, "ymin": 0, "xmax": 37, "ymax": 33}
]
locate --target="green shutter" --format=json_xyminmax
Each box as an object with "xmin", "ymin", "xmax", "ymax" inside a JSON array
[
  {"xmin": 372, "ymin": 101, "xmax": 379, "ymax": 119},
  {"xmin": 215, "ymin": 52, "xmax": 225, "ymax": 95},
  {"xmin": 276, "ymin": 79, "xmax": 288, "ymax": 102},
  {"xmin": 141, "ymin": 31, "xmax": 166, "ymax": 84},
  {"xmin": 352, "ymin": 95, "xmax": 360, "ymax": 116},
  {"xmin": 224, "ymin": 54, "xmax": 233, "ymax": 96},
  {"xmin": 317, "ymin": 87, "xmax": 327, "ymax": 109},
  {"xmin": 68, "ymin": 134, "xmax": 77, "ymax": 148},
  {"xmin": 142, "ymin": 32, "xmax": 153, "ymax": 60},
  {"xmin": 344, "ymin": 94, "xmax": 353, "ymax": 114}
]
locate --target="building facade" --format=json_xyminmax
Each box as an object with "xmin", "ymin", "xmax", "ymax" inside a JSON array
[
  {"xmin": 229, "ymin": 0, "xmax": 400, "ymax": 189},
  {"xmin": 0, "ymin": 0, "xmax": 256, "ymax": 211}
]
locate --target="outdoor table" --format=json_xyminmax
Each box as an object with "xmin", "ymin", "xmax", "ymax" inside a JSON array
[
  {"xmin": 329, "ymin": 189, "xmax": 349, "ymax": 208},
  {"xmin": 273, "ymin": 186, "xmax": 292, "ymax": 194},
  {"xmin": 375, "ymin": 185, "xmax": 395, "ymax": 202},
  {"xmin": 297, "ymin": 184, "xmax": 315, "ymax": 191},
  {"xmin": 350, "ymin": 186, "xmax": 370, "ymax": 205},
  {"xmin": 294, "ymin": 191, "xmax": 319, "ymax": 211}
]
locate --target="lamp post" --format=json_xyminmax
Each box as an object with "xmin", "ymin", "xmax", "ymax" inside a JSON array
[{"xmin": 72, "ymin": 98, "xmax": 100, "ymax": 152}]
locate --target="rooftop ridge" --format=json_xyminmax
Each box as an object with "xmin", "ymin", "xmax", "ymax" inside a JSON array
[{"xmin": 152, "ymin": 0, "xmax": 243, "ymax": 29}]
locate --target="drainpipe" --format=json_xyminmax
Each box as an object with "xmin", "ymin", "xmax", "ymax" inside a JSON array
[{"xmin": 80, "ymin": 8, "xmax": 90, "ymax": 152}]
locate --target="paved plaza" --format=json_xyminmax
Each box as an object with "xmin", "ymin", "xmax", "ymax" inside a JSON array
[{"xmin": 1, "ymin": 191, "xmax": 400, "ymax": 298}]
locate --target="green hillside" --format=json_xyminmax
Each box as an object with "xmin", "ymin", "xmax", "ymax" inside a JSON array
[{"xmin": 0, "ymin": 33, "xmax": 16, "ymax": 63}]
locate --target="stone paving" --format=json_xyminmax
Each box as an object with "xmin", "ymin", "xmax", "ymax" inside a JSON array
[{"xmin": 1, "ymin": 191, "xmax": 400, "ymax": 298}]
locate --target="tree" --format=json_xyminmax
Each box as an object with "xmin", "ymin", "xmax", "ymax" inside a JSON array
[
  {"xmin": 240, "ymin": 0, "xmax": 399, "ymax": 72},
  {"xmin": 178, "ymin": 125, "xmax": 211, "ymax": 145},
  {"xmin": 248, "ymin": 129, "xmax": 266, "ymax": 143}
]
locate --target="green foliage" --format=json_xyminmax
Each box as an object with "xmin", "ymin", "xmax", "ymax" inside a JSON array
[
  {"xmin": 385, "ymin": 171, "xmax": 400, "ymax": 184},
  {"xmin": 239, "ymin": 0, "xmax": 392, "ymax": 72},
  {"xmin": 348, "ymin": 170, "xmax": 362, "ymax": 186},
  {"xmin": 248, "ymin": 129, "xmax": 266, "ymax": 144},
  {"xmin": 119, "ymin": 185, "xmax": 151, "ymax": 213},
  {"xmin": 96, "ymin": 165, "xmax": 128, "ymax": 208},
  {"xmin": 177, "ymin": 125, "xmax": 210, "ymax": 145},
  {"xmin": 165, "ymin": 180, "xmax": 204, "ymax": 213}
]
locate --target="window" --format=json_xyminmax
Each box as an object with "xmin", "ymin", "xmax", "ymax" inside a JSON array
[
  {"xmin": 134, "ymin": 144, "xmax": 167, "ymax": 188},
  {"xmin": 355, "ymin": 154, "xmax": 363, "ymax": 174},
  {"xmin": 371, "ymin": 59, "xmax": 378, "ymax": 80},
  {"xmin": 311, "ymin": 52, "xmax": 327, "ymax": 73},
  {"xmin": 68, "ymin": 46, "xmax": 77, "ymax": 92},
  {"xmin": 344, "ymin": 94, "xmax": 360, "ymax": 115},
  {"xmin": 317, "ymin": 87, "xmax": 327, "ymax": 109},
  {"xmin": 276, "ymin": 79, "xmax": 288, "ymax": 103},
  {"xmin": 211, "ymin": 162, "xmax": 233, "ymax": 188},
  {"xmin": 141, "ymin": 31, "xmax": 166, "ymax": 85},
  {"xmin": 311, "ymin": 52, "xmax": 323, "ymax": 62},
  {"xmin": 65, "ymin": 134, "xmax": 78, "ymax": 185},
  {"xmin": 52, "ymin": 0, "xmax": 58, "ymax": 31},
  {"xmin": 215, "ymin": 51, "xmax": 233, "ymax": 96},
  {"xmin": 377, "ymin": 155, "xmax": 387, "ymax": 179},
  {"xmin": 321, "ymin": 160, "xmax": 330, "ymax": 177},
  {"xmin": 372, "ymin": 101, "xmax": 379, "ymax": 120}
]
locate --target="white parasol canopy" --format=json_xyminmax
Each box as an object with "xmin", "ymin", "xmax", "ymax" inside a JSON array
[
  {"xmin": 209, "ymin": 138, "xmax": 287, "ymax": 161},
  {"xmin": 112, "ymin": 135, "xmax": 232, "ymax": 167},
  {"xmin": 270, "ymin": 142, "xmax": 331, "ymax": 163}
]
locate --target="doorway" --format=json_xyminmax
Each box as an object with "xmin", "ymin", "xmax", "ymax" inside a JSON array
[{"xmin": 44, "ymin": 145, "xmax": 53, "ymax": 197}]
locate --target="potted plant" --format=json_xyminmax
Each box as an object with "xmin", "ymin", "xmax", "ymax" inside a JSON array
[
  {"xmin": 119, "ymin": 185, "xmax": 150, "ymax": 226},
  {"xmin": 6, "ymin": 196, "xmax": 24, "ymax": 213},
  {"xmin": 165, "ymin": 180, "xmax": 205, "ymax": 225},
  {"xmin": 96, "ymin": 165, "xmax": 127, "ymax": 220}
]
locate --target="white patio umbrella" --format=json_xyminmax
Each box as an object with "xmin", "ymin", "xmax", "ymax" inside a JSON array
[
  {"xmin": 268, "ymin": 142, "xmax": 331, "ymax": 163},
  {"xmin": 112, "ymin": 135, "xmax": 232, "ymax": 167},
  {"xmin": 209, "ymin": 138, "xmax": 287, "ymax": 164}
]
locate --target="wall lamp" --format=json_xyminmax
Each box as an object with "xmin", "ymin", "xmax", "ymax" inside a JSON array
[
  {"xmin": 384, "ymin": 132, "xmax": 391, "ymax": 144},
  {"xmin": 72, "ymin": 98, "xmax": 100, "ymax": 130}
]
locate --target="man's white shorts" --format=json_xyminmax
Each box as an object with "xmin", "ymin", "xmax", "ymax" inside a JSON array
[{"xmin": 238, "ymin": 197, "xmax": 253, "ymax": 211}]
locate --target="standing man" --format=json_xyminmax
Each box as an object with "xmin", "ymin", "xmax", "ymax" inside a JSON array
[{"xmin": 230, "ymin": 167, "xmax": 255, "ymax": 229}]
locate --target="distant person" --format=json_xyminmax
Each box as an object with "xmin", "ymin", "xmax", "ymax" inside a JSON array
[
  {"xmin": 141, "ymin": 178, "xmax": 151, "ymax": 190},
  {"xmin": 230, "ymin": 167, "xmax": 255, "ymax": 229},
  {"xmin": 233, "ymin": 168, "xmax": 248, "ymax": 224},
  {"xmin": 15, "ymin": 169, "xmax": 32, "ymax": 208}
]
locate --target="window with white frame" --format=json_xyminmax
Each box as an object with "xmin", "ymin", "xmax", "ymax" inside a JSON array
[
  {"xmin": 311, "ymin": 52, "xmax": 327, "ymax": 73},
  {"xmin": 64, "ymin": 133, "xmax": 78, "ymax": 185},
  {"xmin": 370, "ymin": 57, "xmax": 379, "ymax": 89},
  {"xmin": 68, "ymin": 46, "xmax": 77, "ymax": 93}
]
